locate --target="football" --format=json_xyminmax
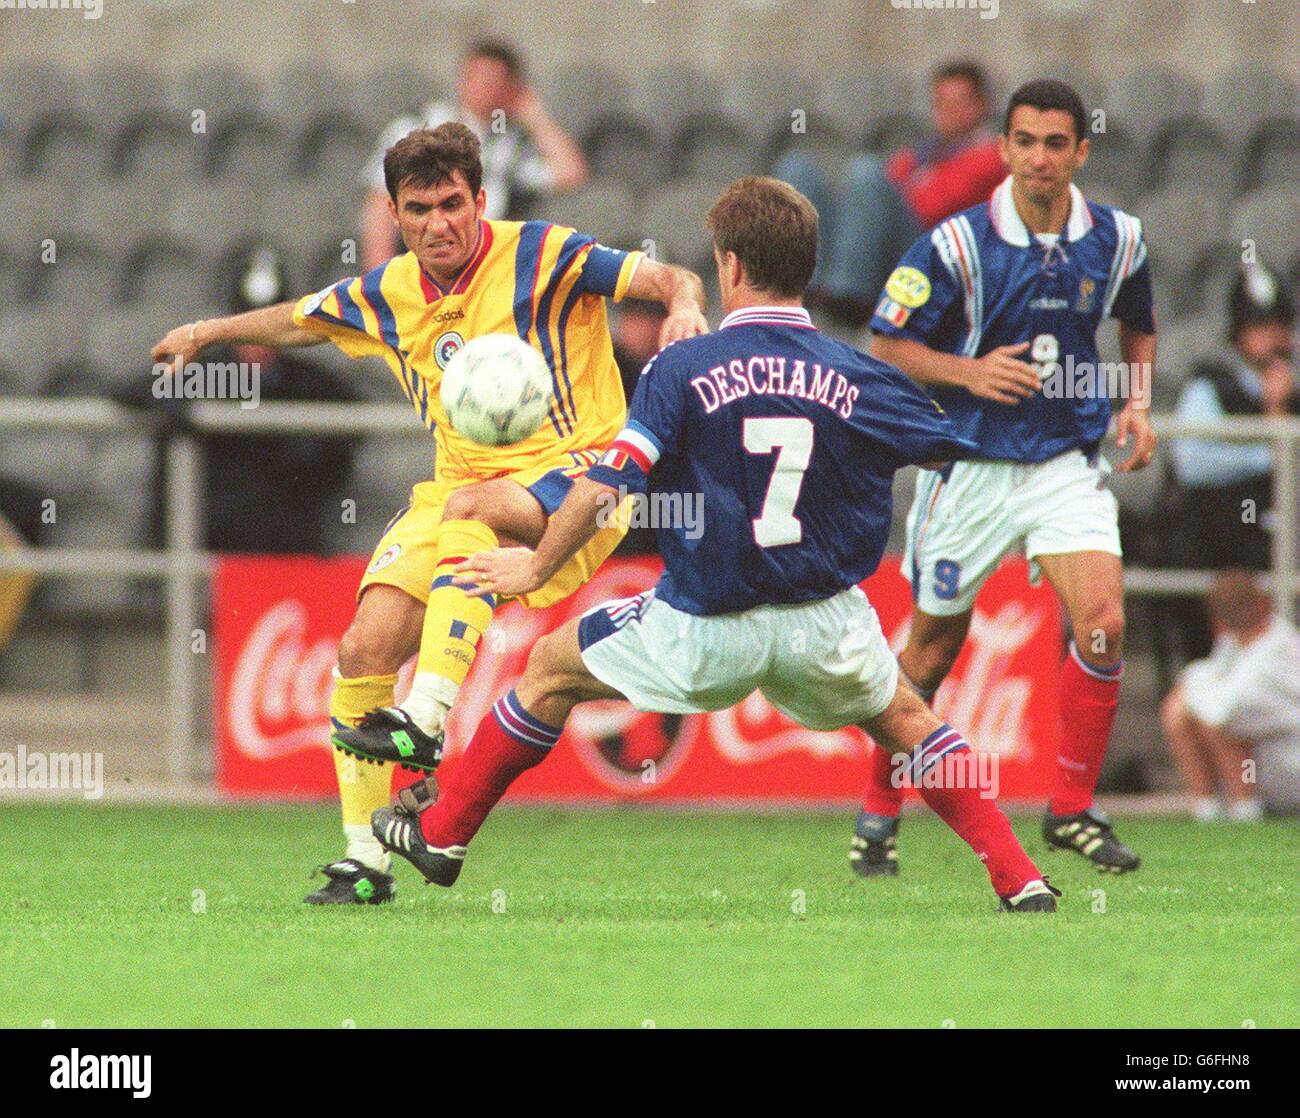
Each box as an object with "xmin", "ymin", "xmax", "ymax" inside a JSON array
[{"xmin": 439, "ymin": 333, "xmax": 554, "ymax": 446}]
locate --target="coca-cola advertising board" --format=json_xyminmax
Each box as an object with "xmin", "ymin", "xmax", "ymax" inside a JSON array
[{"xmin": 214, "ymin": 555, "xmax": 1063, "ymax": 801}]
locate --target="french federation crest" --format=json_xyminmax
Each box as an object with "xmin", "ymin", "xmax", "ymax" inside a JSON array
[{"xmin": 434, "ymin": 331, "xmax": 465, "ymax": 369}]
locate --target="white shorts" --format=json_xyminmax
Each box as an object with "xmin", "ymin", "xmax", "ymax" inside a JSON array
[
  {"xmin": 904, "ymin": 448, "xmax": 1122, "ymax": 616},
  {"xmin": 578, "ymin": 586, "xmax": 900, "ymax": 732}
]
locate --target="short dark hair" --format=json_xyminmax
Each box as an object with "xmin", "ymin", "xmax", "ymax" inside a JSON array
[
  {"xmin": 465, "ymin": 38, "xmax": 525, "ymax": 82},
  {"xmin": 933, "ymin": 59, "xmax": 989, "ymax": 99},
  {"xmin": 706, "ymin": 177, "xmax": 818, "ymax": 298},
  {"xmin": 383, "ymin": 123, "xmax": 483, "ymax": 202},
  {"xmin": 1004, "ymin": 79, "xmax": 1087, "ymax": 142}
]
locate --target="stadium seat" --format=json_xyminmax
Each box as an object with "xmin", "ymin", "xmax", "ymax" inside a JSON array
[
  {"xmin": 164, "ymin": 181, "xmax": 268, "ymax": 255},
  {"xmin": 0, "ymin": 237, "xmax": 29, "ymax": 307},
  {"xmin": 640, "ymin": 180, "xmax": 721, "ymax": 272},
  {"xmin": 540, "ymin": 64, "xmax": 632, "ymax": 147},
  {"xmin": 0, "ymin": 60, "xmax": 79, "ymax": 141},
  {"xmin": 110, "ymin": 115, "xmax": 205, "ymax": 182},
  {"xmin": 1203, "ymin": 65, "xmax": 1298, "ymax": 139},
  {"xmin": 1103, "ymin": 68, "xmax": 1203, "ymax": 142},
  {"xmin": 0, "ymin": 307, "xmax": 84, "ymax": 389},
  {"xmin": 268, "ymin": 63, "xmax": 360, "ymax": 138},
  {"xmin": 68, "ymin": 180, "xmax": 153, "ymax": 252},
  {"xmin": 629, "ymin": 65, "xmax": 724, "ymax": 135},
  {"xmin": 813, "ymin": 70, "xmax": 918, "ymax": 149},
  {"xmin": 168, "ymin": 62, "xmax": 264, "ymax": 123},
  {"xmin": 1228, "ymin": 189, "xmax": 1300, "ymax": 266},
  {"xmin": 720, "ymin": 67, "xmax": 819, "ymax": 141},
  {"xmin": 1148, "ymin": 116, "xmax": 1234, "ymax": 195},
  {"xmin": 296, "ymin": 114, "xmax": 376, "ymax": 185},
  {"xmin": 1239, "ymin": 119, "xmax": 1299, "ymax": 192},
  {"xmin": 357, "ymin": 63, "xmax": 445, "ymax": 132},
  {"xmin": 1181, "ymin": 240, "xmax": 1250, "ymax": 317},
  {"xmin": 531, "ymin": 181, "xmax": 640, "ymax": 249},
  {"xmin": 766, "ymin": 114, "xmax": 860, "ymax": 181},
  {"xmin": 1075, "ymin": 125, "xmax": 1139, "ymax": 209},
  {"xmin": 81, "ymin": 60, "xmax": 169, "ymax": 139},
  {"xmin": 17, "ymin": 112, "xmax": 100, "ymax": 193},
  {"xmin": 1139, "ymin": 186, "xmax": 1224, "ymax": 284},
  {"xmin": 583, "ymin": 116, "xmax": 667, "ymax": 197},
  {"xmin": 26, "ymin": 234, "xmax": 119, "ymax": 315},
  {"xmin": 206, "ymin": 113, "xmax": 290, "ymax": 185},
  {"xmin": 670, "ymin": 113, "xmax": 760, "ymax": 186},
  {"xmin": 122, "ymin": 236, "xmax": 213, "ymax": 309}
]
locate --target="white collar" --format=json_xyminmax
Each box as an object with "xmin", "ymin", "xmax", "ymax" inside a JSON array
[
  {"xmin": 719, "ymin": 305, "xmax": 815, "ymax": 330},
  {"xmin": 988, "ymin": 175, "xmax": 1093, "ymax": 247}
]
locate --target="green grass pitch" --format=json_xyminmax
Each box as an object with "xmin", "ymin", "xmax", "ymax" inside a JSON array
[{"xmin": 0, "ymin": 804, "xmax": 1294, "ymax": 1028}]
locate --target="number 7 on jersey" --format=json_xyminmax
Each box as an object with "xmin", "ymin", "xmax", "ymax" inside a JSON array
[{"xmin": 743, "ymin": 416, "xmax": 814, "ymax": 547}]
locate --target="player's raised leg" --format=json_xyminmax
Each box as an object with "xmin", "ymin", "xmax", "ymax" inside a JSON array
[
  {"xmin": 852, "ymin": 608, "xmax": 971, "ymax": 877},
  {"xmin": 860, "ymin": 679, "xmax": 1057, "ymax": 911},
  {"xmin": 305, "ymin": 585, "xmax": 424, "ymax": 905},
  {"xmin": 333, "ymin": 478, "xmax": 546, "ymax": 768},
  {"xmin": 371, "ymin": 616, "xmax": 618, "ymax": 885},
  {"xmin": 1034, "ymin": 549, "xmax": 1140, "ymax": 873}
]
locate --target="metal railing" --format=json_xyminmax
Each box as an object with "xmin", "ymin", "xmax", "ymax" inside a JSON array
[{"xmin": 1, "ymin": 398, "xmax": 1297, "ymax": 781}]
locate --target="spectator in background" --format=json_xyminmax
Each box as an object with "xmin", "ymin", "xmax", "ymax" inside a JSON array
[
  {"xmin": 359, "ymin": 39, "xmax": 589, "ymax": 270},
  {"xmin": 1161, "ymin": 570, "xmax": 1300, "ymax": 819},
  {"xmin": 885, "ymin": 60, "xmax": 1005, "ymax": 229},
  {"xmin": 1169, "ymin": 264, "xmax": 1297, "ymax": 572},
  {"xmin": 122, "ymin": 245, "xmax": 361, "ymax": 553},
  {"xmin": 610, "ymin": 298, "xmax": 666, "ymax": 556},
  {"xmin": 774, "ymin": 59, "xmax": 1003, "ymax": 326}
]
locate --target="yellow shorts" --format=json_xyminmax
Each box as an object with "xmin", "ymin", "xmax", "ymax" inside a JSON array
[{"xmin": 359, "ymin": 449, "xmax": 628, "ymax": 610}]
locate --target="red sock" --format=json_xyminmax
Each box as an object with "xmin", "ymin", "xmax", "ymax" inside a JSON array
[
  {"xmin": 910, "ymin": 725, "xmax": 1041, "ymax": 898},
  {"xmin": 420, "ymin": 689, "xmax": 560, "ymax": 848},
  {"xmin": 1051, "ymin": 643, "xmax": 1122, "ymax": 816},
  {"xmin": 861, "ymin": 741, "xmax": 904, "ymax": 817}
]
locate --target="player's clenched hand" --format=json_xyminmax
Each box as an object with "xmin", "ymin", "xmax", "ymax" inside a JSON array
[
  {"xmin": 658, "ymin": 306, "xmax": 709, "ymax": 347},
  {"xmin": 1114, "ymin": 402, "xmax": 1156, "ymax": 472},
  {"xmin": 151, "ymin": 321, "xmax": 207, "ymax": 376},
  {"xmin": 453, "ymin": 548, "xmax": 544, "ymax": 600},
  {"xmin": 966, "ymin": 342, "xmax": 1040, "ymax": 405}
]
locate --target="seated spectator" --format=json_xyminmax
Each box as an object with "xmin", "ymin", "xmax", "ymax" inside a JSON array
[
  {"xmin": 1161, "ymin": 570, "xmax": 1300, "ymax": 819},
  {"xmin": 1169, "ymin": 264, "xmax": 1297, "ymax": 572},
  {"xmin": 121, "ymin": 244, "xmax": 361, "ymax": 554},
  {"xmin": 359, "ymin": 39, "xmax": 589, "ymax": 270},
  {"xmin": 885, "ymin": 59, "xmax": 1006, "ymax": 229},
  {"xmin": 1151, "ymin": 264, "xmax": 1296, "ymax": 666},
  {"xmin": 774, "ymin": 59, "xmax": 1003, "ymax": 326}
]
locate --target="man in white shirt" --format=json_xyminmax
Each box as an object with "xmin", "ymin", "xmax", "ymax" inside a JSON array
[
  {"xmin": 359, "ymin": 39, "xmax": 589, "ymax": 270},
  {"xmin": 1161, "ymin": 570, "xmax": 1300, "ymax": 818}
]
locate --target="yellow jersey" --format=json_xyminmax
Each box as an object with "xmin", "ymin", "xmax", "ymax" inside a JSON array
[{"xmin": 293, "ymin": 219, "xmax": 642, "ymax": 480}]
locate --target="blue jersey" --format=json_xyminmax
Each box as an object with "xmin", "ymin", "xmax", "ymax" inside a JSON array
[
  {"xmin": 870, "ymin": 176, "xmax": 1155, "ymax": 462},
  {"xmin": 585, "ymin": 306, "xmax": 976, "ymax": 615}
]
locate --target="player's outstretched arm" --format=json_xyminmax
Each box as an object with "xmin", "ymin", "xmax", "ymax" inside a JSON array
[
  {"xmin": 1115, "ymin": 322, "xmax": 1157, "ymax": 473},
  {"xmin": 624, "ymin": 258, "xmax": 709, "ymax": 346},
  {"xmin": 871, "ymin": 333, "xmax": 1041, "ymax": 406},
  {"xmin": 454, "ymin": 476, "xmax": 617, "ymax": 600},
  {"xmin": 151, "ymin": 301, "xmax": 325, "ymax": 375}
]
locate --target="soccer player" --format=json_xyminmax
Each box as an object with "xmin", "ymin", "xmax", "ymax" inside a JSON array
[
  {"xmin": 152, "ymin": 124, "xmax": 707, "ymax": 904},
  {"xmin": 364, "ymin": 177, "xmax": 1060, "ymax": 913},
  {"xmin": 850, "ymin": 79, "xmax": 1157, "ymax": 878}
]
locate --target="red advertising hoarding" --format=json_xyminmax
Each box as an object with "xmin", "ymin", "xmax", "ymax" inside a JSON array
[{"xmin": 214, "ymin": 555, "xmax": 1063, "ymax": 801}]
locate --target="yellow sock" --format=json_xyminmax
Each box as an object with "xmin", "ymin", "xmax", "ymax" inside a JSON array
[
  {"xmin": 329, "ymin": 671, "xmax": 398, "ymax": 872},
  {"xmin": 405, "ymin": 519, "xmax": 498, "ymax": 733}
]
